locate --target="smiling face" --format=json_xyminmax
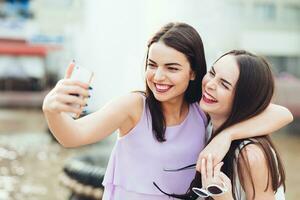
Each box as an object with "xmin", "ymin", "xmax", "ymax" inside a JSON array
[
  {"xmin": 200, "ymin": 55, "xmax": 240, "ymax": 120},
  {"xmin": 145, "ymin": 42, "xmax": 195, "ymax": 103}
]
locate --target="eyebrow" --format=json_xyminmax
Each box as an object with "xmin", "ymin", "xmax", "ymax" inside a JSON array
[
  {"xmin": 148, "ymin": 59, "xmax": 182, "ymax": 67},
  {"xmin": 211, "ymin": 66, "xmax": 233, "ymax": 86}
]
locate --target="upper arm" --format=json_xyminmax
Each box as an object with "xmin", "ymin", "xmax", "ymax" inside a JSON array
[
  {"xmin": 75, "ymin": 92, "xmax": 143, "ymax": 145},
  {"xmin": 238, "ymin": 144, "xmax": 276, "ymax": 200}
]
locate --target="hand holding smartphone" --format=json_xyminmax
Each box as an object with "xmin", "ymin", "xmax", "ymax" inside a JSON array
[{"xmin": 68, "ymin": 63, "xmax": 94, "ymax": 118}]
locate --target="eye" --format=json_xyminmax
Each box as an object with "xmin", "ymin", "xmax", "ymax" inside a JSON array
[
  {"xmin": 168, "ymin": 67, "xmax": 179, "ymax": 72},
  {"xmin": 147, "ymin": 63, "xmax": 156, "ymax": 69},
  {"xmin": 209, "ymin": 70, "xmax": 215, "ymax": 77},
  {"xmin": 221, "ymin": 83, "xmax": 229, "ymax": 90}
]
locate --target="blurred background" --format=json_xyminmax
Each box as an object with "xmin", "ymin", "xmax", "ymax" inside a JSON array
[{"xmin": 0, "ymin": 0, "xmax": 299, "ymax": 199}]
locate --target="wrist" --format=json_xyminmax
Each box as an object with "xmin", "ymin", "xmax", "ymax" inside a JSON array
[
  {"xmin": 43, "ymin": 106, "xmax": 56, "ymax": 115},
  {"xmin": 220, "ymin": 129, "xmax": 235, "ymax": 141},
  {"xmin": 43, "ymin": 106, "xmax": 61, "ymax": 117}
]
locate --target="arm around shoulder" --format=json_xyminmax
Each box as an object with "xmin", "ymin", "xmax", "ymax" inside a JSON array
[
  {"xmin": 268, "ymin": 103, "xmax": 293, "ymax": 125},
  {"xmin": 224, "ymin": 103, "xmax": 293, "ymax": 141}
]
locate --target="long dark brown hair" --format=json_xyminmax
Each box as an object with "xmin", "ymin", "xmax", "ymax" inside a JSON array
[
  {"xmin": 210, "ymin": 50, "xmax": 286, "ymax": 200},
  {"xmin": 155, "ymin": 50, "xmax": 285, "ymax": 200},
  {"xmin": 145, "ymin": 22, "xmax": 207, "ymax": 142}
]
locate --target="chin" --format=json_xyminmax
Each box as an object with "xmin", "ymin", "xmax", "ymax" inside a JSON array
[
  {"xmin": 199, "ymin": 99, "xmax": 216, "ymax": 114},
  {"xmin": 199, "ymin": 99, "xmax": 208, "ymax": 110},
  {"xmin": 152, "ymin": 93, "xmax": 171, "ymax": 102}
]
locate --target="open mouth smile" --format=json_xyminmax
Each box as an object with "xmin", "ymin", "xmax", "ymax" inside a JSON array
[
  {"xmin": 154, "ymin": 83, "xmax": 173, "ymax": 93},
  {"xmin": 202, "ymin": 91, "xmax": 218, "ymax": 103}
]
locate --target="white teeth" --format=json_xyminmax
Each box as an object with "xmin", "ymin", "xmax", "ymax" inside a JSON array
[
  {"xmin": 204, "ymin": 92, "xmax": 217, "ymax": 102},
  {"xmin": 156, "ymin": 84, "xmax": 170, "ymax": 90}
]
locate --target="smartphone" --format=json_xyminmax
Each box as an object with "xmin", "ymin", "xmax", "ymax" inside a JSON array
[{"xmin": 68, "ymin": 64, "xmax": 94, "ymax": 118}]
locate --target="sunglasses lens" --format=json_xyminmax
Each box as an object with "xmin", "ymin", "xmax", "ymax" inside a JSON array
[
  {"xmin": 192, "ymin": 188, "xmax": 209, "ymax": 197},
  {"xmin": 207, "ymin": 185, "xmax": 223, "ymax": 194}
]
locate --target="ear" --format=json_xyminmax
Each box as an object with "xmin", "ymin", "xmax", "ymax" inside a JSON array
[{"xmin": 190, "ymin": 71, "xmax": 196, "ymax": 81}]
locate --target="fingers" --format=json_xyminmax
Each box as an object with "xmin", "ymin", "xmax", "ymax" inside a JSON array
[
  {"xmin": 219, "ymin": 172, "xmax": 231, "ymax": 187},
  {"xmin": 56, "ymin": 94, "xmax": 87, "ymax": 107},
  {"xmin": 196, "ymin": 156, "xmax": 201, "ymax": 172},
  {"xmin": 46, "ymin": 79, "xmax": 90, "ymax": 114},
  {"xmin": 58, "ymin": 79, "xmax": 90, "ymax": 90},
  {"xmin": 207, "ymin": 154, "xmax": 213, "ymax": 179},
  {"xmin": 200, "ymin": 154, "xmax": 213, "ymax": 186},
  {"xmin": 49, "ymin": 93, "xmax": 86, "ymax": 116},
  {"xmin": 196, "ymin": 152, "xmax": 207, "ymax": 172},
  {"xmin": 197, "ymin": 151, "xmax": 217, "ymax": 172},
  {"xmin": 200, "ymin": 154, "xmax": 225, "ymax": 189},
  {"xmin": 56, "ymin": 78, "xmax": 90, "ymax": 98},
  {"xmin": 65, "ymin": 61, "xmax": 75, "ymax": 79},
  {"xmin": 54, "ymin": 102, "xmax": 83, "ymax": 115},
  {"xmin": 58, "ymin": 85, "xmax": 90, "ymax": 97},
  {"xmin": 213, "ymin": 162, "xmax": 224, "ymax": 178},
  {"xmin": 44, "ymin": 62, "xmax": 92, "ymax": 115},
  {"xmin": 201, "ymin": 158, "xmax": 207, "ymax": 187}
]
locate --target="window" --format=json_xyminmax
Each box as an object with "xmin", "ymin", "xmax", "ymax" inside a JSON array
[
  {"xmin": 254, "ymin": 3, "xmax": 276, "ymax": 21},
  {"xmin": 282, "ymin": 4, "xmax": 300, "ymax": 24},
  {"xmin": 267, "ymin": 56, "xmax": 300, "ymax": 79}
]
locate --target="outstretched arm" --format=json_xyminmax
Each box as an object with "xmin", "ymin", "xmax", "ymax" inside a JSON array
[
  {"xmin": 43, "ymin": 63, "xmax": 142, "ymax": 148},
  {"xmin": 196, "ymin": 103, "xmax": 293, "ymax": 171}
]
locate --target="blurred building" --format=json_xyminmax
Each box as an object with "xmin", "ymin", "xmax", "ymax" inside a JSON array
[
  {"xmin": 226, "ymin": 0, "xmax": 300, "ymax": 76},
  {"xmin": 231, "ymin": 0, "xmax": 300, "ymax": 117},
  {"xmin": 0, "ymin": 0, "xmax": 83, "ymax": 107},
  {"xmin": 199, "ymin": 0, "xmax": 300, "ymax": 117},
  {"xmin": 0, "ymin": 0, "xmax": 299, "ymax": 115}
]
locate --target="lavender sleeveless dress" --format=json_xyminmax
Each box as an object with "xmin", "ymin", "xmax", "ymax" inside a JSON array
[{"xmin": 102, "ymin": 97, "xmax": 207, "ymax": 200}]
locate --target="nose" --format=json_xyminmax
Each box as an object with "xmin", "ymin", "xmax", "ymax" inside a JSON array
[
  {"xmin": 205, "ymin": 78, "xmax": 217, "ymax": 90},
  {"xmin": 153, "ymin": 67, "xmax": 165, "ymax": 81}
]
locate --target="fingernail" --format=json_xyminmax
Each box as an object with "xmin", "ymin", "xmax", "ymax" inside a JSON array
[{"xmin": 88, "ymin": 86, "xmax": 93, "ymax": 90}]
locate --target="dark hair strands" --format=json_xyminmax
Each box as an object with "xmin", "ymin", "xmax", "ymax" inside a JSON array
[{"xmin": 208, "ymin": 50, "xmax": 285, "ymax": 200}]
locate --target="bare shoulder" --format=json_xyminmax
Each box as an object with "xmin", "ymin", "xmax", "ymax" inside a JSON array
[
  {"xmin": 237, "ymin": 143, "xmax": 273, "ymax": 197},
  {"xmin": 116, "ymin": 92, "xmax": 145, "ymax": 135},
  {"xmin": 123, "ymin": 92, "xmax": 144, "ymax": 118},
  {"xmin": 238, "ymin": 144, "xmax": 269, "ymax": 181},
  {"xmin": 112, "ymin": 92, "xmax": 144, "ymax": 118},
  {"xmin": 238, "ymin": 143, "xmax": 266, "ymax": 167}
]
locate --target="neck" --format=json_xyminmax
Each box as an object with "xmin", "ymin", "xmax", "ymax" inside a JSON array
[
  {"xmin": 209, "ymin": 114, "xmax": 227, "ymax": 133},
  {"xmin": 161, "ymin": 98, "xmax": 188, "ymax": 125}
]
